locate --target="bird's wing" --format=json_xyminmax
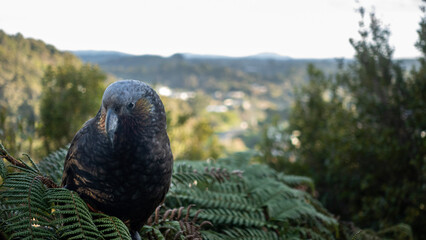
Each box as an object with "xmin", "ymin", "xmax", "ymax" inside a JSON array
[{"xmin": 61, "ymin": 119, "xmax": 92, "ymax": 188}]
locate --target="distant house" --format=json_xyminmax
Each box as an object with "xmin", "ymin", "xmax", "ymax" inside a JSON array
[
  {"xmin": 226, "ymin": 91, "xmax": 245, "ymax": 99},
  {"xmin": 158, "ymin": 86, "xmax": 172, "ymax": 97},
  {"xmin": 206, "ymin": 105, "xmax": 228, "ymax": 113},
  {"xmin": 157, "ymin": 86, "xmax": 195, "ymax": 101}
]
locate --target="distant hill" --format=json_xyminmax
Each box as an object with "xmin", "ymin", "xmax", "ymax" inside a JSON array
[
  {"xmin": 178, "ymin": 52, "xmax": 291, "ymax": 60},
  {"xmin": 73, "ymin": 50, "xmax": 292, "ymax": 61},
  {"xmin": 244, "ymin": 52, "xmax": 292, "ymax": 60},
  {"xmin": 72, "ymin": 50, "xmax": 341, "ymax": 103},
  {"xmin": 77, "ymin": 50, "xmax": 418, "ymax": 89},
  {"xmin": 71, "ymin": 50, "xmax": 134, "ymax": 63}
]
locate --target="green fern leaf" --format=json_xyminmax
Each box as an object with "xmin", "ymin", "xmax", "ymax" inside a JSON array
[
  {"xmin": 140, "ymin": 225, "xmax": 166, "ymax": 240},
  {"xmin": 172, "ymin": 163, "xmax": 213, "ymax": 185},
  {"xmin": 47, "ymin": 188, "xmax": 101, "ymax": 240},
  {"xmin": 37, "ymin": 147, "xmax": 68, "ymax": 185},
  {"xmin": 1, "ymin": 172, "xmax": 54, "ymax": 239},
  {"xmin": 92, "ymin": 213, "xmax": 132, "ymax": 240},
  {"xmin": 276, "ymin": 174, "xmax": 315, "ymax": 193},
  {"xmin": 269, "ymin": 198, "xmax": 336, "ymax": 225},
  {"xmin": 198, "ymin": 208, "xmax": 266, "ymax": 228},
  {"xmin": 201, "ymin": 230, "xmax": 228, "ymax": 240},
  {"xmin": 221, "ymin": 227, "xmax": 279, "ymax": 240},
  {"xmin": 0, "ymin": 158, "xmax": 7, "ymax": 180}
]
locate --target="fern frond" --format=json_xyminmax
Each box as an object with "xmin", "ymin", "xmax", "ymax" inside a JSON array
[
  {"xmin": 92, "ymin": 213, "xmax": 132, "ymax": 240},
  {"xmin": 248, "ymin": 180, "xmax": 306, "ymax": 206},
  {"xmin": 144, "ymin": 205, "xmax": 211, "ymax": 240},
  {"xmin": 171, "ymin": 185, "xmax": 257, "ymax": 212},
  {"xmin": 286, "ymin": 225, "xmax": 336, "ymax": 240},
  {"xmin": 22, "ymin": 153, "xmax": 41, "ymax": 173},
  {"xmin": 140, "ymin": 225, "xmax": 166, "ymax": 240},
  {"xmin": 221, "ymin": 227, "xmax": 279, "ymax": 240},
  {"xmin": 200, "ymin": 230, "xmax": 227, "ymax": 240},
  {"xmin": 37, "ymin": 147, "xmax": 68, "ymax": 185},
  {"xmin": 1, "ymin": 172, "xmax": 54, "ymax": 239},
  {"xmin": 276, "ymin": 174, "xmax": 315, "ymax": 193},
  {"xmin": 172, "ymin": 163, "xmax": 213, "ymax": 185},
  {"xmin": 197, "ymin": 208, "xmax": 266, "ymax": 228},
  {"xmin": 0, "ymin": 158, "xmax": 6, "ymax": 180},
  {"xmin": 268, "ymin": 198, "xmax": 336, "ymax": 226},
  {"xmin": 47, "ymin": 188, "xmax": 101, "ymax": 240}
]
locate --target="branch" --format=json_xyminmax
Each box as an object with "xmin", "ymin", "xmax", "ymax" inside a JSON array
[
  {"xmin": 0, "ymin": 143, "xmax": 59, "ymax": 188},
  {"xmin": 0, "ymin": 143, "xmax": 27, "ymax": 168}
]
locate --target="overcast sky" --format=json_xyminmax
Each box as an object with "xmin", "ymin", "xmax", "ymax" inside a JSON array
[{"xmin": 0, "ymin": 0, "xmax": 422, "ymax": 58}]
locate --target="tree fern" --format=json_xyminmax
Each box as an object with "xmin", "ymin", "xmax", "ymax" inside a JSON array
[
  {"xmin": 167, "ymin": 153, "xmax": 339, "ymax": 239},
  {"xmin": 1, "ymin": 144, "xmax": 395, "ymax": 239}
]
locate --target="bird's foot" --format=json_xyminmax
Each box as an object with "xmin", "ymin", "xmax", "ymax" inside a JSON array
[{"xmin": 131, "ymin": 230, "xmax": 141, "ymax": 240}]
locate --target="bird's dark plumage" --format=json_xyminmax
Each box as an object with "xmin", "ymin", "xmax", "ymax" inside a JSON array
[{"xmin": 61, "ymin": 80, "xmax": 173, "ymax": 239}]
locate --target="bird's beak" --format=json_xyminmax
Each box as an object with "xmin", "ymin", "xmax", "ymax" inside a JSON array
[{"xmin": 105, "ymin": 108, "xmax": 118, "ymax": 144}]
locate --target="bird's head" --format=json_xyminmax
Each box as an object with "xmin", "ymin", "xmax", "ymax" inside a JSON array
[{"xmin": 99, "ymin": 80, "xmax": 166, "ymax": 145}]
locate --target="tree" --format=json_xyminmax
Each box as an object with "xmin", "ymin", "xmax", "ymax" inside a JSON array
[
  {"xmin": 258, "ymin": 7, "xmax": 426, "ymax": 239},
  {"xmin": 39, "ymin": 62, "xmax": 106, "ymax": 152},
  {"xmin": 162, "ymin": 96, "xmax": 223, "ymax": 160}
]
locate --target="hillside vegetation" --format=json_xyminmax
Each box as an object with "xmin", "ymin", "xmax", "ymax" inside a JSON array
[{"xmin": 0, "ymin": 30, "xmax": 81, "ymax": 155}]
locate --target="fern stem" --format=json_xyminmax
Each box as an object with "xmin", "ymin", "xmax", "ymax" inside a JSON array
[
  {"xmin": 23, "ymin": 153, "xmax": 41, "ymax": 173},
  {"xmin": 109, "ymin": 215, "xmax": 124, "ymax": 240},
  {"xmin": 0, "ymin": 143, "xmax": 27, "ymax": 169},
  {"xmin": 36, "ymin": 175, "xmax": 59, "ymax": 189}
]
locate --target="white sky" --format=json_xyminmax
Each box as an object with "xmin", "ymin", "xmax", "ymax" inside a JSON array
[{"xmin": 0, "ymin": 0, "xmax": 422, "ymax": 58}]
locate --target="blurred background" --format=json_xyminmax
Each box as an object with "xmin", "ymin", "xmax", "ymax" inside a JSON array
[{"xmin": 0, "ymin": 0, "xmax": 425, "ymax": 239}]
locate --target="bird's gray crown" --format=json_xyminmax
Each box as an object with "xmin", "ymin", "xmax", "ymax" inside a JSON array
[{"xmin": 102, "ymin": 80, "xmax": 155, "ymax": 109}]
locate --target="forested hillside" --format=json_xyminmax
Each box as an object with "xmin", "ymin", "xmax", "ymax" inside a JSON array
[{"xmin": 0, "ymin": 30, "xmax": 81, "ymax": 155}]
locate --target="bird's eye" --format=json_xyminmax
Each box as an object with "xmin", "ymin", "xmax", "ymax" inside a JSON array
[{"xmin": 127, "ymin": 102, "xmax": 135, "ymax": 110}]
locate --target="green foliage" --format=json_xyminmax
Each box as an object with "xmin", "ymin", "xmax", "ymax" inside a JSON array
[
  {"xmin": 166, "ymin": 152, "xmax": 340, "ymax": 239},
  {"xmin": 92, "ymin": 213, "xmax": 132, "ymax": 240},
  {"xmin": 40, "ymin": 62, "xmax": 106, "ymax": 153},
  {"xmin": 47, "ymin": 188, "xmax": 102, "ymax": 240},
  {"xmin": 1, "ymin": 170, "xmax": 53, "ymax": 239},
  {"xmin": 0, "ymin": 30, "xmax": 80, "ymax": 156},
  {"xmin": 162, "ymin": 96, "xmax": 224, "ymax": 160},
  {"xmin": 37, "ymin": 146, "xmax": 68, "ymax": 185},
  {"xmin": 1, "ymin": 144, "xmax": 363, "ymax": 240},
  {"xmin": 257, "ymin": 7, "xmax": 425, "ymax": 240},
  {"xmin": 0, "ymin": 145, "xmax": 131, "ymax": 240}
]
